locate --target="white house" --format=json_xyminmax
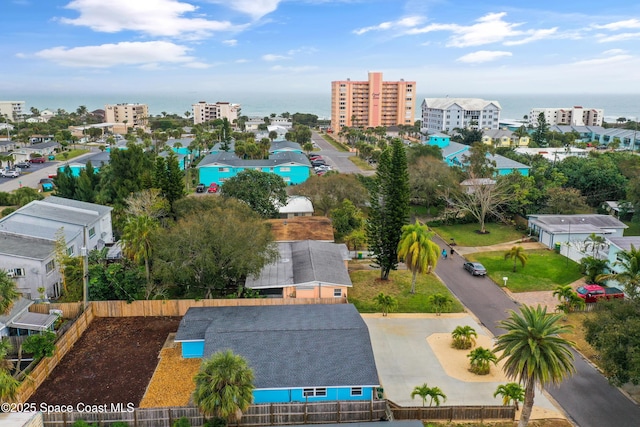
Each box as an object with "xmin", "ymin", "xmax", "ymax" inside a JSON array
[
  {"xmin": 279, "ymin": 196, "xmax": 314, "ymax": 219},
  {"xmin": 0, "ymin": 197, "xmax": 114, "ymax": 299}
]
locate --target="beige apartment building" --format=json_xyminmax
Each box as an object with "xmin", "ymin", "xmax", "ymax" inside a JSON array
[
  {"xmin": 331, "ymin": 72, "xmax": 416, "ymax": 133},
  {"xmin": 529, "ymin": 106, "xmax": 604, "ymax": 127},
  {"xmin": 0, "ymin": 100, "xmax": 26, "ymax": 122},
  {"xmin": 104, "ymin": 103, "xmax": 149, "ymax": 129},
  {"xmin": 192, "ymin": 101, "xmax": 240, "ymax": 124}
]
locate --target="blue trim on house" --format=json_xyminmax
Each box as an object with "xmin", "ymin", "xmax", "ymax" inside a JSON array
[{"xmin": 253, "ymin": 387, "xmax": 374, "ymax": 404}]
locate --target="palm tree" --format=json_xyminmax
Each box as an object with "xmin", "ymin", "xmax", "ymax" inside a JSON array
[
  {"xmin": 0, "ymin": 270, "xmax": 20, "ymax": 314},
  {"xmin": 121, "ymin": 215, "xmax": 158, "ymax": 296},
  {"xmin": 552, "ymin": 285, "xmax": 574, "ymax": 306},
  {"xmin": 451, "ymin": 325, "xmax": 477, "ymax": 350},
  {"xmin": 468, "ymin": 347, "xmax": 498, "ymax": 375},
  {"xmin": 504, "ymin": 246, "xmax": 528, "ymax": 272},
  {"xmin": 193, "ymin": 350, "xmax": 254, "ymax": 423},
  {"xmin": 410, "ymin": 383, "xmax": 447, "ymax": 407},
  {"xmin": 428, "ymin": 293, "xmax": 452, "ymax": 316},
  {"xmin": 303, "ymin": 142, "xmax": 314, "ymax": 155},
  {"xmin": 584, "ymin": 233, "xmax": 607, "ymax": 257},
  {"xmin": 494, "ymin": 383, "xmax": 525, "ymax": 410},
  {"xmin": 495, "ymin": 305, "xmax": 576, "ymax": 427},
  {"xmin": 597, "ymin": 244, "xmax": 640, "ymax": 299},
  {"xmin": 0, "ymin": 338, "xmax": 14, "ymax": 372},
  {"xmin": 580, "ymin": 256, "xmax": 609, "ymax": 284},
  {"xmin": 373, "ymin": 292, "xmax": 397, "ymax": 317},
  {"xmin": 397, "ymin": 221, "xmax": 440, "ymax": 294}
]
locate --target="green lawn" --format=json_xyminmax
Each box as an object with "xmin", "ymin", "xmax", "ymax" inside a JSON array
[
  {"xmin": 348, "ymin": 268, "xmax": 464, "ymax": 313},
  {"xmin": 467, "ymin": 249, "xmax": 583, "ymax": 292},
  {"xmin": 431, "ymin": 223, "xmax": 525, "ymax": 247},
  {"xmin": 624, "ymin": 220, "xmax": 640, "ymax": 236},
  {"xmin": 349, "ymin": 156, "xmax": 374, "ymax": 171},
  {"xmin": 55, "ymin": 149, "xmax": 89, "ymax": 161},
  {"xmin": 319, "ymin": 133, "xmax": 349, "ymax": 152}
]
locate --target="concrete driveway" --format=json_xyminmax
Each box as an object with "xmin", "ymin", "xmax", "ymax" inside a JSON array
[{"xmin": 362, "ymin": 313, "xmax": 559, "ymax": 414}]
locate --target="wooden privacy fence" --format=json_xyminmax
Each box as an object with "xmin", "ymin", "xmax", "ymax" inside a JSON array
[
  {"xmin": 389, "ymin": 403, "xmax": 515, "ymax": 422},
  {"xmin": 15, "ymin": 306, "xmax": 95, "ymax": 404},
  {"xmin": 29, "ymin": 302, "xmax": 84, "ymax": 320},
  {"xmin": 91, "ymin": 297, "xmax": 347, "ymax": 317},
  {"xmin": 42, "ymin": 401, "xmax": 387, "ymax": 427}
]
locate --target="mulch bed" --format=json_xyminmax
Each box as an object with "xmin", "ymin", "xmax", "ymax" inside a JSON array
[{"xmin": 28, "ymin": 316, "xmax": 181, "ymax": 407}]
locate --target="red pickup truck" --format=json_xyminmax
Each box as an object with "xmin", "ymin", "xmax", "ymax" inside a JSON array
[{"xmin": 576, "ymin": 284, "xmax": 624, "ymax": 303}]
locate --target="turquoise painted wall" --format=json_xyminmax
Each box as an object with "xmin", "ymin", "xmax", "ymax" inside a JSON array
[
  {"xmin": 199, "ymin": 165, "xmax": 310, "ymax": 186},
  {"xmin": 427, "ymin": 135, "xmax": 450, "ymax": 148},
  {"xmin": 58, "ymin": 165, "xmax": 101, "ymax": 177},
  {"xmin": 181, "ymin": 341, "xmax": 205, "ymax": 358},
  {"xmin": 254, "ymin": 387, "xmax": 374, "ymax": 404},
  {"xmin": 271, "ymin": 148, "xmax": 303, "ymax": 155}
]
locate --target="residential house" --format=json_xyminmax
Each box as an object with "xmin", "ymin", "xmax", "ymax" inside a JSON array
[
  {"xmin": 602, "ymin": 201, "xmax": 634, "ymax": 219},
  {"xmin": 278, "ymin": 196, "xmax": 314, "ymax": 219},
  {"xmin": 58, "ymin": 151, "xmax": 110, "ymax": 176},
  {"xmin": 422, "ymin": 98, "xmax": 501, "ymax": 133},
  {"xmin": 527, "ymin": 214, "xmax": 627, "ymax": 251},
  {"xmin": 482, "ymin": 128, "xmax": 529, "ymax": 147},
  {"xmin": 244, "ymin": 240, "xmax": 351, "ymax": 298},
  {"xmin": 0, "ymin": 298, "xmax": 58, "ymax": 338},
  {"xmin": 426, "ymin": 137, "xmax": 530, "ymax": 176},
  {"xmin": 159, "ymin": 150, "xmax": 187, "ymax": 170},
  {"xmin": 11, "ymin": 141, "xmax": 57, "ymax": 163},
  {"xmin": 197, "ymin": 151, "xmax": 311, "ymax": 185},
  {"xmin": 0, "ymin": 197, "xmax": 114, "ymax": 298},
  {"xmin": 174, "ymin": 304, "xmax": 380, "ymax": 403},
  {"xmin": 605, "ymin": 237, "xmax": 640, "ymax": 280},
  {"xmin": 460, "ymin": 178, "xmax": 495, "ymax": 194},
  {"xmin": 514, "ymin": 147, "xmax": 588, "ymax": 163}
]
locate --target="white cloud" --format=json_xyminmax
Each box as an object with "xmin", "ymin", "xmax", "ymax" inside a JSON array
[
  {"xmin": 208, "ymin": 0, "xmax": 281, "ymax": 20},
  {"xmin": 456, "ymin": 50, "xmax": 512, "ymax": 63},
  {"xmin": 60, "ymin": 0, "xmax": 239, "ymax": 38},
  {"xmin": 353, "ymin": 15, "xmax": 425, "ymax": 35},
  {"xmin": 407, "ymin": 12, "xmax": 556, "ymax": 47},
  {"xmin": 603, "ymin": 48, "xmax": 626, "ymax": 55},
  {"xmin": 223, "ymin": 39, "xmax": 238, "ymax": 46},
  {"xmin": 33, "ymin": 41, "xmax": 197, "ymax": 68},
  {"xmin": 593, "ymin": 19, "xmax": 640, "ymax": 30},
  {"xmin": 572, "ymin": 54, "xmax": 633, "ymax": 66},
  {"xmin": 262, "ymin": 54, "xmax": 289, "ymax": 61},
  {"xmin": 235, "ymin": 59, "xmax": 250, "ymax": 63},
  {"xmin": 597, "ymin": 32, "xmax": 640, "ymax": 43}
]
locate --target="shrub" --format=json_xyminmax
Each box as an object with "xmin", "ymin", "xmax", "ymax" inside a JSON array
[{"xmin": 173, "ymin": 417, "xmax": 191, "ymax": 427}]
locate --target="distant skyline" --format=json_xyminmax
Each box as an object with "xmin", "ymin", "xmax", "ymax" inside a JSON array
[{"xmin": 2, "ymin": 1, "xmax": 640, "ymax": 97}]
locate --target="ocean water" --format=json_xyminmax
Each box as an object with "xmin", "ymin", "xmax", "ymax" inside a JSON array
[{"xmin": 16, "ymin": 92, "xmax": 640, "ymax": 123}]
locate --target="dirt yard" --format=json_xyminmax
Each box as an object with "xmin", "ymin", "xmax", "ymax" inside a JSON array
[{"xmin": 28, "ymin": 317, "xmax": 181, "ymax": 407}]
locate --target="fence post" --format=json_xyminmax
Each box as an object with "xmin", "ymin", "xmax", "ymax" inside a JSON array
[
  {"xmin": 449, "ymin": 407, "xmax": 453, "ymax": 422},
  {"xmin": 270, "ymin": 403, "xmax": 274, "ymax": 426},
  {"xmin": 63, "ymin": 411, "xmax": 67, "ymax": 427},
  {"xmin": 369, "ymin": 400, "xmax": 373, "ymax": 421},
  {"xmin": 169, "ymin": 408, "xmax": 173, "ymax": 427},
  {"xmin": 134, "ymin": 408, "xmax": 138, "ymax": 427},
  {"xmin": 304, "ymin": 402, "xmax": 307, "ymax": 424},
  {"xmin": 337, "ymin": 401, "xmax": 340, "ymax": 423}
]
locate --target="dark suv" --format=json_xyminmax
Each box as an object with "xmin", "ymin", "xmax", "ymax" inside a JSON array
[
  {"xmin": 196, "ymin": 183, "xmax": 206, "ymax": 193},
  {"xmin": 15, "ymin": 162, "xmax": 30, "ymax": 169}
]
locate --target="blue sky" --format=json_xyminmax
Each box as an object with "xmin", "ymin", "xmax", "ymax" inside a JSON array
[{"xmin": 2, "ymin": 0, "xmax": 640, "ymax": 97}]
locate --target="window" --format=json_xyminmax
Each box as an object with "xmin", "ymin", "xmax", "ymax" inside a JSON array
[
  {"xmin": 219, "ymin": 167, "xmax": 229, "ymax": 173},
  {"xmin": 8, "ymin": 268, "xmax": 25, "ymax": 277},
  {"xmin": 351, "ymin": 387, "xmax": 363, "ymax": 396},
  {"xmin": 66, "ymin": 246, "xmax": 74, "ymax": 256},
  {"xmin": 303, "ymin": 388, "xmax": 327, "ymax": 397},
  {"xmin": 88, "ymin": 227, "xmax": 96, "ymax": 238},
  {"xmin": 334, "ymin": 289, "xmax": 342, "ymax": 297},
  {"xmin": 45, "ymin": 260, "xmax": 56, "ymax": 273},
  {"xmin": 280, "ymin": 167, "xmax": 290, "ymax": 172}
]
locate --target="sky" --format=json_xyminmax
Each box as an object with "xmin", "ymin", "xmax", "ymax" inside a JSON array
[{"xmin": 2, "ymin": 0, "xmax": 640, "ymax": 98}]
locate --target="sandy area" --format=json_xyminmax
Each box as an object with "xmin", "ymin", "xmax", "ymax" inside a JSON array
[{"xmin": 427, "ymin": 332, "xmax": 566, "ymax": 421}]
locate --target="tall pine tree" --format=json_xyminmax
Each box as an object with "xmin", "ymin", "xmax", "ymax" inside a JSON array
[{"xmin": 366, "ymin": 139, "xmax": 410, "ymax": 280}]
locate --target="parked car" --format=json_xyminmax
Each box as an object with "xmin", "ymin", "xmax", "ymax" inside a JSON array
[
  {"xmin": 309, "ymin": 154, "xmax": 322, "ymax": 160},
  {"xmin": 196, "ymin": 183, "xmax": 206, "ymax": 193},
  {"xmin": 576, "ymin": 284, "xmax": 624, "ymax": 303},
  {"xmin": 30, "ymin": 157, "xmax": 46, "ymax": 164},
  {"xmin": 15, "ymin": 162, "xmax": 30, "ymax": 169},
  {"xmin": 463, "ymin": 262, "xmax": 487, "ymax": 276},
  {"xmin": 314, "ymin": 165, "xmax": 332, "ymax": 172},
  {"xmin": 311, "ymin": 159, "xmax": 326, "ymax": 167},
  {"xmin": 207, "ymin": 183, "xmax": 219, "ymax": 193},
  {"xmin": 1, "ymin": 169, "xmax": 20, "ymax": 178}
]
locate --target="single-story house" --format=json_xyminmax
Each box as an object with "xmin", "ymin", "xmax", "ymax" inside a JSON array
[
  {"xmin": 514, "ymin": 147, "xmax": 588, "ymax": 162},
  {"xmin": 460, "ymin": 178, "xmax": 496, "ymax": 194},
  {"xmin": 244, "ymin": 240, "xmax": 351, "ymax": 298},
  {"xmin": 279, "ymin": 196, "xmax": 314, "ymax": 218},
  {"xmin": 174, "ymin": 304, "xmax": 380, "ymax": 403},
  {"xmin": 11, "ymin": 141, "xmax": 58, "ymax": 163},
  {"xmin": 606, "ymin": 237, "xmax": 640, "ymax": 278},
  {"xmin": 482, "ymin": 128, "xmax": 529, "ymax": 147},
  {"xmin": 159, "ymin": 150, "xmax": 187, "ymax": 170},
  {"xmin": 58, "ymin": 151, "xmax": 110, "ymax": 176},
  {"xmin": 527, "ymin": 214, "xmax": 627, "ymax": 250},
  {"xmin": 197, "ymin": 151, "xmax": 311, "ymax": 186},
  {"xmin": 426, "ymin": 137, "xmax": 530, "ymax": 176},
  {"xmin": 0, "ymin": 298, "xmax": 58, "ymax": 338},
  {"xmin": 602, "ymin": 201, "xmax": 635, "ymax": 219}
]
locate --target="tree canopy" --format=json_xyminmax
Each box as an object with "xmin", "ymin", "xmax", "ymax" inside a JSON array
[{"xmin": 221, "ymin": 170, "xmax": 288, "ymax": 218}]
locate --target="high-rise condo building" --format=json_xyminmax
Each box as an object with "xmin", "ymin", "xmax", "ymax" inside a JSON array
[
  {"xmin": 0, "ymin": 101, "xmax": 26, "ymax": 122},
  {"xmin": 421, "ymin": 98, "xmax": 501, "ymax": 133},
  {"xmin": 331, "ymin": 72, "xmax": 416, "ymax": 133},
  {"xmin": 192, "ymin": 101, "xmax": 241, "ymax": 124},
  {"xmin": 104, "ymin": 103, "xmax": 149, "ymax": 129}
]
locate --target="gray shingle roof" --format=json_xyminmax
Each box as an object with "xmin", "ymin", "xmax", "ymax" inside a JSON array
[
  {"xmin": 269, "ymin": 140, "xmax": 303, "ymax": 152},
  {"xmin": 608, "ymin": 237, "xmax": 640, "ymax": 252},
  {"xmin": 245, "ymin": 241, "xmax": 351, "ymax": 289},
  {"xmin": 0, "ymin": 234, "xmax": 53, "ymax": 259},
  {"xmin": 39, "ymin": 196, "xmax": 112, "ymax": 217},
  {"xmin": 198, "ymin": 151, "xmax": 311, "ymax": 168},
  {"xmin": 176, "ymin": 304, "xmax": 379, "ymax": 389},
  {"xmin": 14, "ymin": 197, "xmax": 111, "ymax": 226},
  {"xmin": 528, "ymin": 214, "xmax": 628, "ymax": 233}
]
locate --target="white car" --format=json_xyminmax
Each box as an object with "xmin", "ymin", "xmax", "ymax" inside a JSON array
[
  {"xmin": 314, "ymin": 165, "xmax": 332, "ymax": 171},
  {"xmin": 0, "ymin": 169, "xmax": 20, "ymax": 178}
]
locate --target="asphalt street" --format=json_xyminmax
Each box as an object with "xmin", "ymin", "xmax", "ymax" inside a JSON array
[
  {"xmin": 433, "ymin": 235, "xmax": 640, "ymax": 427},
  {"xmin": 311, "ymin": 131, "xmax": 366, "ymax": 174}
]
